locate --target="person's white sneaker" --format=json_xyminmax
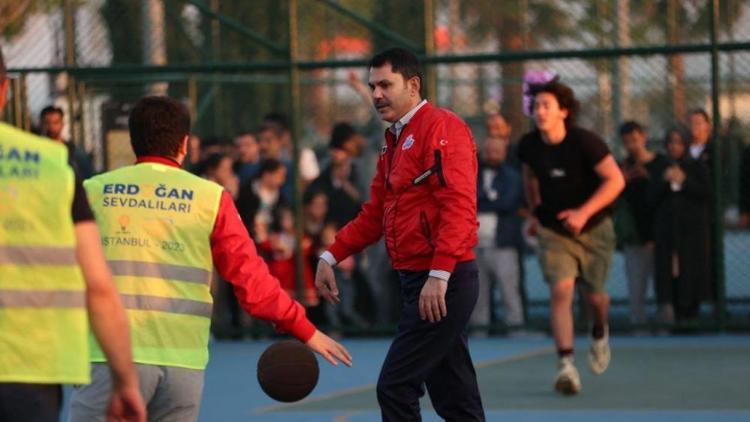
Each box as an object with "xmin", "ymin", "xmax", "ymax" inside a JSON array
[
  {"xmin": 554, "ymin": 356, "xmax": 581, "ymax": 395},
  {"xmin": 588, "ymin": 327, "xmax": 611, "ymax": 375}
]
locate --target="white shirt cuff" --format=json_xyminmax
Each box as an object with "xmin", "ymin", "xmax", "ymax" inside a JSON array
[
  {"xmin": 429, "ymin": 270, "xmax": 451, "ymax": 281},
  {"xmin": 319, "ymin": 251, "xmax": 338, "ymax": 266}
]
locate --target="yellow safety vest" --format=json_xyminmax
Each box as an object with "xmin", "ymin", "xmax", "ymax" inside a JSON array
[
  {"xmin": 84, "ymin": 161, "xmax": 222, "ymax": 370},
  {"xmin": 0, "ymin": 122, "xmax": 89, "ymax": 384}
]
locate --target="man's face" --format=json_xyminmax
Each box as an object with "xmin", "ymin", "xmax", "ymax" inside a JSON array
[
  {"xmin": 344, "ymin": 133, "xmax": 365, "ymax": 157},
  {"xmin": 42, "ymin": 111, "xmax": 64, "ymax": 141},
  {"xmin": 689, "ymin": 113, "xmax": 711, "ymax": 144},
  {"xmin": 236, "ymin": 134, "xmax": 259, "ymax": 163},
  {"xmin": 533, "ymin": 92, "xmax": 568, "ymax": 134},
  {"xmin": 621, "ymin": 130, "xmax": 646, "ymax": 157},
  {"xmin": 258, "ymin": 129, "xmax": 281, "ymax": 159},
  {"xmin": 483, "ymin": 138, "xmax": 507, "ymax": 167},
  {"xmin": 330, "ymin": 148, "xmax": 349, "ymax": 166},
  {"xmin": 486, "ymin": 114, "xmax": 511, "ymax": 139},
  {"xmin": 262, "ymin": 166, "xmax": 287, "ymax": 190},
  {"xmin": 368, "ymin": 63, "xmax": 420, "ymax": 123}
]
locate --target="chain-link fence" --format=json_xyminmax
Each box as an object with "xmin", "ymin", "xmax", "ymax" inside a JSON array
[{"xmin": 3, "ymin": 0, "xmax": 749, "ymax": 334}]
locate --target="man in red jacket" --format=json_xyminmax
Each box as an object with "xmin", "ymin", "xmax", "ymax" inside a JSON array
[{"xmin": 316, "ymin": 48, "xmax": 485, "ymax": 421}]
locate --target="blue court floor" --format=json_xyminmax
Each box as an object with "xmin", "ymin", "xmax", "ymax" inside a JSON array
[{"xmin": 190, "ymin": 335, "xmax": 750, "ymax": 421}]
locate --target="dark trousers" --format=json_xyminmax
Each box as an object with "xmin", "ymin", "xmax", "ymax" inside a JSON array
[
  {"xmin": 0, "ymin": 383, "xmax": 62, "ymax": 422},
  {"xmin": 377, "ymin": 260, "xmax": 485, "ymax": 422}
]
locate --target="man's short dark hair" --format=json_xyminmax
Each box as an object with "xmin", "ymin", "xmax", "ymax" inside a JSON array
[
  {"xmin": 263, "ymin": 112, "xmax": 289, "ymax": 132},
  {"xmin": 257, "ymin": 158, "xmax": 285, "ymax": 177},
  {"xmin": 369, "ymin": 47, "xmax": 423, "ymax": 87},
  {"xmin": 619, "ymin": 120, "xmax": 644, "ymax": 137},
  {"xmin": 329, "ymin": 122, "xmax": 356, "ymax": 150},
  {"xmin": 258, "ymin": 122, "xmax": 285, "ymax": 140},
  {"xmin": 303, "ymin": 188, "xmax": 327, "ymax": 206},
  {"xmin": 527, "ymin": 80, "xmax": 580, "ymax": 128},
  {"xmin": 689, "ymin": 108, "xmax": 711, "ymax": 123},
  {"xmin": 40, "ymin": 105, "xmax": 64, "ymax": 119},
  {"xmin": 129, "ymin": 96, "xmax": 190, "ymax": 158}
]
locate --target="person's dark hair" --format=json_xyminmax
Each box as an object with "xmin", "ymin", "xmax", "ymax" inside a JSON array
[
  {"xmin": 303, "ymin": 188, "xmax": 327, "ymax": 206},
  {"xmin": 258, "ymin": 122, "xmax": 285, "ymax": 140},
  {"xmin": 40, "ymin": 105, "xmax": 64, "ymax": 119},
  {"xmin": 270, "ymin": 203, "xmax": 293, "ymax": 232},
  {"xmin": 235, "ymin": 131, "xmax": 257, "ymax": 141},
  {"xmin": 129, "ymin": 96, "xmax": 190, "ymax": 158},
  {"xmin": 257, "ymin": 158, "xmax": 285, "ymax": 178},
  {"xmin": 263, "ymin": 112, "xmax": 289, "ymax": 132},
  {"xmin": 369, "ymin": 47, "xmax": 423, "ymax": 87},
  {"xmin": 689, "ymin": 108, "xmax": 711, "ymax": 123},
  {"xmin": 329, "ymin": 122, "xmax": 356, "ymax": 150},
  {"xmin": 526, "ymin": 80, "xmax": 580, "ymax": 128},
  {"xmin": 619, "ymin": 120, "xmax": 644, "ymax": 137},
  {"xmin": 665, "ymin": 124, "xmax": 691, "ymax": 152},
  {"xmin": 196, "ymin": 152, "xmax": 227, "ymax": 176}
]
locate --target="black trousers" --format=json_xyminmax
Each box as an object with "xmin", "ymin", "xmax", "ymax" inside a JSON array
[
  {"xmin": 0, "ymin": 383, "xmax": 62, "ymax": 422},
  {"xmin": 377, "ymin": 260, "xmax": 485, "ymax": 422}
]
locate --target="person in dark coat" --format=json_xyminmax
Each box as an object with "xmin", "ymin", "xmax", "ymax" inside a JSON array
[{"xmin": 648, "ymin": 125, "xmax": 712, "ymax": 322}]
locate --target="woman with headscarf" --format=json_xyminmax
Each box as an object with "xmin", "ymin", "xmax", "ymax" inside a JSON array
[{"xmin": 648, "ymin": 125, "xmax": 712, "ymax": 324}]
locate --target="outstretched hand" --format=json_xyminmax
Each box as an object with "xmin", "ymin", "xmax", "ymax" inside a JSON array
[{"xmin": 305, "ymin": 330, "xmax": 353, "ymax": 367}]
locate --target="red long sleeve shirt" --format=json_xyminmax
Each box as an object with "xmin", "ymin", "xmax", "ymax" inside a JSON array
[{"xmin": 138, "ymin": 156, "xmax": 316, "ymax": 342}]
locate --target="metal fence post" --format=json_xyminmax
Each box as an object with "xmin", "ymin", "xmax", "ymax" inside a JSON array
[
  {"xmin": 288, "ymin": 0, "xmax": 306, "ymax": 304},
  {"xmin": 709, "ymin": 0, "xmax": 726, "ymax": 331},
  {"xmin": 64, "ymin": 0, "xmax": 78, "ymax": 144},
  {"xmin": 424, "ymin": 0, "xmax": 437, "ymax": 101}
]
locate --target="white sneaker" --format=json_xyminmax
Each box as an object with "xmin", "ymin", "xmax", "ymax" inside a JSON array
[
  {"xmin": 554, "ymin": 356, "xmax": 581, "ymax": 395},
  {"xmin": 588, "ymin": 327, "xmax": 611, "ymax": 375}
]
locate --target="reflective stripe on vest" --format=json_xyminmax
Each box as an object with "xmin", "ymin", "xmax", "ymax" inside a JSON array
[
  {"xmin": 120, "ymin": 294, "xmax": 212, "ymax": 317},
  {"xmin": 108, "ymin": 260, "xmax": 210, "ymax": 285},
  {"xmin": 0, "ymin": 122, "xmax": 89, "ymax": 385},
  {"xmin": 0, "ymin": 246, "xmax": 77, "ymax": 266},
  {"xmin": 84, "ymin": 163, "xmax": 222, "ymax": 370},
  {"xmin": 0, "ymin": 289, "xmax": 85, "ymax": 308}
]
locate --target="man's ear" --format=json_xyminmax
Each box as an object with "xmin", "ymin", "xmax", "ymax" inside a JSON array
[{"xmin": 409, "ymin": 76, "xmax": 421, "ymax": 98}]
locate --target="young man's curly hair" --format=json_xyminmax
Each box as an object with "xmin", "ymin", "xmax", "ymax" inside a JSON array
[{"xmin": 526, "ymin": 79, "xmax": 580, "ymax": 128}]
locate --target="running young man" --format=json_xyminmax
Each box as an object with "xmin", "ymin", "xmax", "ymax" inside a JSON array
[{"xmin": 518, "ymin": 79, "xmax": 624, "ymax": 394}]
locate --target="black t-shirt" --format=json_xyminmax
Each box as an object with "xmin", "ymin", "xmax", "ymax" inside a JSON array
[
  {"xmin": 72, "ymin": 173, "xmax": 95, "ymax": 223},
  {"xmin": 518, "ymin": 126, "xmax": 611, "ymax": 233}
]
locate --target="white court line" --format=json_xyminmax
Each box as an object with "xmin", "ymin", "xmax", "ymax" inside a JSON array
[{"xmin": 254, "ymin": 345, "xmax": 554, "ymax": 414}]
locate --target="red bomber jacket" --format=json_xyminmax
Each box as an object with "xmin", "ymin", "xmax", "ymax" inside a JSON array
[{"xmin": 328, "ymin": 102, "xmax": 478, "ymax": 274}]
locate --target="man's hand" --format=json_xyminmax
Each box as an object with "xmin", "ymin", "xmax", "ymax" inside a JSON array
[
  {"xmin": 557, "ymin": 208, "xmax": 590, "ymax": 236},
  {"xmin": 305, "ymin": 330, "xmax": 353, "ymax": 367},
  {"xmin": 419, "ymin": 277, "xmax": 448, "ymax": 323},
  {"xmin": 107, "ymin": 383, "xmax": 146, "ymax": 422},
  {"xmin": 622, "ymin": 163, "xmax": 648, "ymax": 182},
  {"xmin": 315, "ymin": 259, "xmax": 340, "ymax": 304}
]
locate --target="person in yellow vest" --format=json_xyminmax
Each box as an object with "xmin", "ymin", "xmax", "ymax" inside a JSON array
[
  {"xmin": 0, "ymin": 51, "xmax": 146, "ymax": 421},
  {"xmin": 69, "ymin": 96, "xmax": 352, "ymax": 421}
]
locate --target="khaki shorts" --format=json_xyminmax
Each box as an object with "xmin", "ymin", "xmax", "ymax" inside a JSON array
[{"xmin": 536, "ymin": 217, "xmax": 615, "ymax": 293}]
